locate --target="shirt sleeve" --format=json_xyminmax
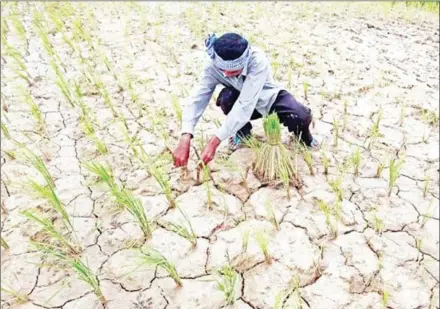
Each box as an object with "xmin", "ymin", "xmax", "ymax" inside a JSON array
[
  {"xmin": 214, "ymin": 57, "xmax": 269, "ymax": 142},
  {"xmin": 181, "ymin": 65, "xmax": 218, "ymax": 137}
]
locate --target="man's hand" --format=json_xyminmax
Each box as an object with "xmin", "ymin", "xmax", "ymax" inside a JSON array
[
  {"xmin": 173, "ymin": 134, "xmax": 192, "ymax": 167},
  {"xmin": 200, "ymin": 136, "xmax": 221, "ymax": 166}
]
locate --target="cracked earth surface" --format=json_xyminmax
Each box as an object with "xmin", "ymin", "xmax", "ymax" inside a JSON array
[{"xmin": 1, "ymin": 2, "xmax": 439, "ymax": 309}]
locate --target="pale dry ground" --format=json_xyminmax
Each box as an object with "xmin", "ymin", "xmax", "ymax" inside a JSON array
[{"xmin": 1, "ymin": 2, "xmax": 439, "ymax": 309}]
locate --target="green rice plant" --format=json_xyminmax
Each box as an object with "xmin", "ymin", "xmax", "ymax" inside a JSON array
[
  {"xmin": 147, "ymin": 163, "xmax": 175, "ymax": 208},
  {"xmin": 332, "ymin": 118, "xmax": 339, "ymax": 148},
  {"xmin": 368, "ymin": 108, "xmax": 384, "ymax": 150},
  {"xmin": 19, "ymin": 86, "xmax": 46, "ymax": 133},
  {"xmin": 302, "ymin": 147, "xmax": 315, "ymax": 176},
  {"xmin": 421, "ymin": 200, "xmax": 435, "ymax": 228},
  {"xmin": 255, "ymin": 230, "xmax": 272, "ymax": 264},
  {"xmin": 287, "ymin": 69, "xmax": 292, "ymax": 89},
  {"xmin": 51, "ymin": 60, "xmax": 75, "ymax": 107},
  {"xmin": 4, "ymin": 44, "xmax": 32, "ymax": 85},
  {"xmin": 112, "ymin": 188, "xmax": 152, "ymax": 239},
  {"xmin": 0, "ymin": 286, "xmax": 29, "ymax": 304},
  {"xmin": 265, "ymin": 200, "xmax": 280, "ymax": 231},
  {"xmin": 1, "ymin": 236, "xmax": 9, "ymax": 249},
  {"xmin": 215, "ymin": 264, "xmax": 238, "ymax": 305},
  {"xmin": 241, "ymin": 230, "xmax": 250, "ymax": 253},
  {"xmin": 252, "ymin": 114, "xmax": 299, "ymax": 186},
  {"xmin": 303, "ymin": 82, "xmax": 310, "ymax": 101},
  {"xmin": 388, "ymin": 158, "xmax": 404, "ymax": 196},
  {"xmin": 83, "ymin": 161, "xmax": 116, "ymax": 188},
  {"xmin": 72, "ymin": 259, "xmax": 107, "ymax": 305},
  {"xmin": 423, "ymin": 175, "xmax": 430, "ymax": 198},
  {"xmin": 328, "ymin": 175, "xmax": 343, "ymax": 202},
  {"xmin": 1, "ymin": 121, "xmax": 11, "ymax": 140},
  {"xmin": 343, "ymin": 100, "xmax": 348, "ymax": 131},
  {"xmin": 350, "ymin": 146, "xmax": 361, "ymax": 176},
  {"xmin": 164, "ymin": 207, "xmax": 197, "ymax": 248},
  {"xmin": 27, "ymin": 179, "xmax": 72, "ymax": 229},
  {"xmin": 318, "ymin": 199, "xmax": 337, "ymax": 237},
  {"xmin": 399, "ymin": 104, "xmax": 406, "ymax": 126},
  {"xmin": 139, "ymin": 246, "xmax": 182, "ymax": 286},
  {"xmin": 202, "ymin": 164, "xmax": 213, "ymax": 210},
  {"xmin": 322, "ymin": 151, "xmax": 330, "ymax": 175},
  {"xmin": 170, "ymin": 94, "xmax": 182, "ymax": 125},
  {"xmin": 372, "ymin": 213, "xmax": 384, "ymax": 234},
  {"xmin": 22, "ymin": 209, "xmax": 81, "ymax": 256},
  {"xmin": 10, "ymin": 9, "xmax": 27, "ymax": 44},
  {"xmin": 420, "ymin": 108, "xmax": 439, "ymax": 127},
  {"xmin": 19, "ymin": 148, "xmax": 55, "ymax": 188},
  {"xmin": 381, "ymin": 289, "xmax": 389, "ymax": 309}
]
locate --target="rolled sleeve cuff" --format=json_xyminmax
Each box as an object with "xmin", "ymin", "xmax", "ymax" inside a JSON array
[
  {"xmin": 181, "ymin": 121, "xmax": 195, "ymax": 137},
  {"xmin": 214, "ymin": 125, "xmax": 231, "ymax": 143}
]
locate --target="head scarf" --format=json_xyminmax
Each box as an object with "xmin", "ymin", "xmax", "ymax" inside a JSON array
[{"xmin": 205, "ymin": 33, "xmax": 250, "ymax": 71}]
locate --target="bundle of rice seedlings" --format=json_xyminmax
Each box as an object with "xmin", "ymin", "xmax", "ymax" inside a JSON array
[{"xmin": 252, "ymin": 114, "xmax": 299, "ymax": 186}]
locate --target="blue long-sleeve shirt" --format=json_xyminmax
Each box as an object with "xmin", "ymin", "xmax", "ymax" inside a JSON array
[{"xmin": 181, "ymin": 46, "xmax": 283, "ymax": 142}]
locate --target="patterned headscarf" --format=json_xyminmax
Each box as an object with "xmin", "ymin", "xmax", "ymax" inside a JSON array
[{"xmin": 205, "ymin": 33, "xmax": 251, "ymax": 71}]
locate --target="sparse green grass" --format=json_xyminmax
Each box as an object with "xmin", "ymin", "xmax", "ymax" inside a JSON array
[{"xmin": 139, "ymin": 246, "xmax": 182, "ymax": 286}]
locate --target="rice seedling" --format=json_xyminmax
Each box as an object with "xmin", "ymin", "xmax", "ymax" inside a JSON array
[
  {"xmin": 303, "ymin": 82, "xmax": 310, "ymax": 101},
  {"xmin": 241, "ymin": 230, "xmax": 250, "ymax": 253},
  {"xmin": 332, "ymin": 118, "xmax": 339, "ymax": 148},
  {"xmin": 139, "ymin": 246, "xmax": 182, "ymax": 286},
  {"xmin": 164, "ymin": 207, "xmax": 197, "ymax": 248},
  {"xmin": 0, "ymin": 286, "xmax": 29, "ymax": 304},
  {"xmin": 388, "ymin": 158, "xmax": 404, "ymax": 196},
  {"xmin": 328, "ymin": 175, "xmax": 343, "ymax": 202},
  {"xmin": 265, "ymin": 200, "xmax": 280, "ymax": 231},
  {"xmin": 112, "ymin": 189, "xmax": 152, "ymax": 239},
  {"xmin": 302, "ymin": 147, "xmax": 315, "ymax": 176},
  {"xmin": 420, "ymin": 108, "xmax": 439, "ymax": 127},
  {"xmin": 421, "ymin": 200, "xmax": 435, "ymax": 228},
  {"xmin": 415, "ymin": 238, "xmax": 422, "ymax": 251},
  {"xmin": 22, "ymin": 209, "xmax": 81, "ymax": 256},
  {"xmin": 170, "ymin": 93, "xmax": 182, "ymax": 125},
  {"xmin": 343, "ymin": 100, "xmax": 348, "ymax": 131},
  {"xmin": 147, "ymin": 163, "xmax": 175, "ymax": 208},
  {"xmin": 252, "ymin": 114, "xmax": 299, "ymax": 186},
  {"xmin": 255, "ymin": 230, "xmax": 272, "ymax": 264},
  {"xmin": 10, "ymin": 7, "xmax": 27, "ymax": 44},
  {"xmin": 399, "ymin": 104, "xmax": 406, "ymax": 126},
  {"xmin": 322, "ymin": 151, "xmax": 330, "ymax": 175},
  {"xmin": 1, "ymin": 121, "xmax": 11, "ymax": 140},
  {"xmin": 350, "ymin": 146, "xmax": 361, "ymax": 176},
  {"xmin": 72, "ymin": 259, "xmax": 107, "ymax": 305},
  {"xmin": 84, "ymin": 161, "xmax": 116, "ymax": 188},
  {"xmin": 19, "ymin": 86, "xmax": 46, "ymax": 134},
  {"xmin": 1, "ymin": 236, "xmax": 9, "ymax": 249},
  {"xmin": 4, "ymin": 44, "xmax": 32, "ymax": 85},
  {"xmin": 372, "ymin": 213, "xmax": 384, "ymax": 234},
  {"xmin": 19, "ymin": 148, "xmax": 55, "ymax": 188},
  {"xmin": 423, "ymin": 175, "xmax": 430, "ymax": 198},
  {"xmin": 318, "ymin": 199, "xmax": 337, "ymax": 237},
  {"xmin": 215, "ymin": 264, "xmax": 238, "ymax": 305},
  {"xmin": 381, "ymin": 289, "xmax": 389, "ymax": 309},
  {"xmin": 368, "ymin": 108, "xmax": 383, "ymax": 150},
  {"xmin": 26, "ymin": 179, "xmax": 73, "ymax": 230}
]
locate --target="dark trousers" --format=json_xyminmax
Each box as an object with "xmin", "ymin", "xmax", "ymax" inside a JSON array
[{"xmin": 216, "ymin": 87, "xmax": 314, "ymax": 146}]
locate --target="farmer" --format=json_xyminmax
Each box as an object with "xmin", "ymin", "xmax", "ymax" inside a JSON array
[{"xmin": 173, "ymin": 32, "xmax": 319, "ymax": 168}]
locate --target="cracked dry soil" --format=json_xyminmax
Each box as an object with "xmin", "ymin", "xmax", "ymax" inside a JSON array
[{"xmin": 1, "ymin": 2, "xmax": 439, "ymax": 309}]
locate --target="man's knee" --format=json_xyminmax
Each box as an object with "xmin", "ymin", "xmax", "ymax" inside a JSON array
[{"xmin": 216, "ymin": 87, "xmax": 240, "ymax": 115}]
